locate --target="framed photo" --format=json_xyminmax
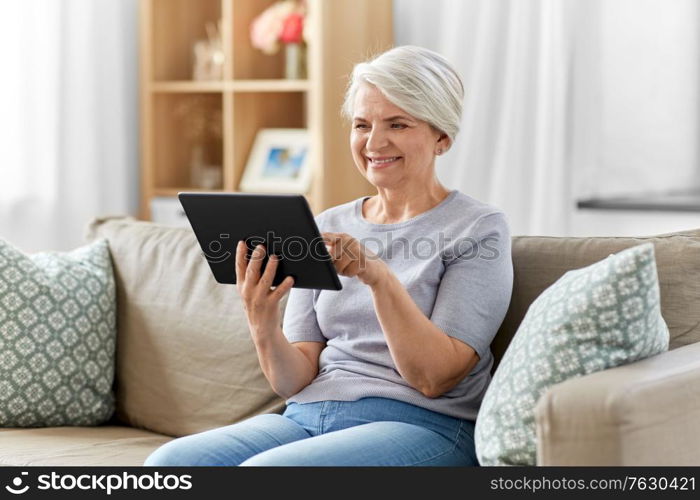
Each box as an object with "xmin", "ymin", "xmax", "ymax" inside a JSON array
[{"xmin": 239, "ymin": 128, "xmax": 312, "ymax": 193}]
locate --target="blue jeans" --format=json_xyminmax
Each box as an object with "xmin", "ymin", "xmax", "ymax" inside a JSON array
[{"xmin": 143, "ymin": 397, "xmax": 478, "ymax": 466}]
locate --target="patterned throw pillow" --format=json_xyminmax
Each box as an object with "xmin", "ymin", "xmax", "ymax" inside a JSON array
[
  {"xmin": 0, "ymin": 239, "xmax": 116, "ymax": 427},
  {"xmin": 475, "ymin": 243, "xmax": 669, "ymax": 465}
]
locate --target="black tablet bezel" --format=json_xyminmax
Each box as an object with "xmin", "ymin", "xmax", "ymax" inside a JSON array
[{"xmin": 178, "ymin": 192, "xmax": 342, "ymax": 291}]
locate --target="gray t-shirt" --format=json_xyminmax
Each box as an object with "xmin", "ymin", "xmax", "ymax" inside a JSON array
[{"xmin": 282, "ymin": 190, "xmax": 513, "ymax": 421}]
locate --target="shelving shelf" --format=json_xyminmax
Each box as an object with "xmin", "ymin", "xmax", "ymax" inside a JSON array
[
  {"xmin": 153, "ymin": 188, "xmax": 220, "ymax": 197},
  {"xmin": 139, "ymin": 0, "xmax": 393, "ymax": 221},
  {"xmin": 149, "ymin": 80, "xmax": 311, "ymax": 93}
]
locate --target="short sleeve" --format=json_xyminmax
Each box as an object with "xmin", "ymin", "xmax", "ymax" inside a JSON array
[
  {"xmin": 281, "ymin": 210, "xmax": 327, "ymax": 344},
  {"xmin": 282, "ymin": 287, "xmax": 325, "ymax": 343},
  {"xmin": 430, "ymin": 213, "xmax": 513, "ymax": 363}
]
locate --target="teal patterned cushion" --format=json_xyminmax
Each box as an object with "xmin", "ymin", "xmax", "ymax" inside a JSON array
[
  {"xmin": 475, "ymin": 243, "xmax": 669, "ymax": 465},
  {"xmin": 0, "ymin": 239, "xmax": 116, "ymax": 427}
]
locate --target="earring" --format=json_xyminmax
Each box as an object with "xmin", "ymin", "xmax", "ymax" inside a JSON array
[{"xmin": 436, "ymin": 149, "xmax": 442, "ymax": 155}]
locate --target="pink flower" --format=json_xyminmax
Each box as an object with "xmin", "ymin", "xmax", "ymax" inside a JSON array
[
  {"xmin": 280, "ymin": 13, "xmax": 304, "ymax": 44},
  {"xmin": 250, "ymin": 0, "xmax": 305, "ymax": 55}
]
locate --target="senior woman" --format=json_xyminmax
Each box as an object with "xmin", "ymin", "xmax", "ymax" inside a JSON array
[{"xmin": 144, "ymin": 45, "xmax": 513, "ymax": 467}]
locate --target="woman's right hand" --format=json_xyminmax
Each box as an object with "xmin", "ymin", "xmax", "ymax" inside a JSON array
[{"xmin": 235, "ymin": 241, "xmax": 295, "ymax": 338}]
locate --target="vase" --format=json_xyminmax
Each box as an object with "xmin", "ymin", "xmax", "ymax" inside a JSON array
[
  {"xmin": 190, "ymin": 144, "xmax": 222, "ymax": 189},
  {"xmin": 284, "ymin": 43, "xmax": 306, "ymax": 80}
]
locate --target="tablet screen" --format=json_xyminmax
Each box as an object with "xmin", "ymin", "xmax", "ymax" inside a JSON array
[{"xmin": 178, "ymin": 192, "xmax": 342, "ymax": 291}]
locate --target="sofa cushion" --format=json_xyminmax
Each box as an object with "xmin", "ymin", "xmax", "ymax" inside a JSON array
[
  {"xmin": 492, "ymin": 230, "xmax": 700, "ymax": 370},
  {"xmin": 0, "ymin": 426, "xmax": 170, "ymax": 466},
  {"xmin": 475, "ymin": 243, "xmax": 669, "ymax": 465},
  {"xmin": 85, "ymin": 217, "xmax": 284, "ymax": 437},
  {"xmin": 0, "ymin": 238, "xmax": 116, "ymax": 427}
]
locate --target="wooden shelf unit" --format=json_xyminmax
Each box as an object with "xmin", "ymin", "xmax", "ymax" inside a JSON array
[{"xmin": 139, "ymin": 0, "xmax": 393, "ymax": 219}]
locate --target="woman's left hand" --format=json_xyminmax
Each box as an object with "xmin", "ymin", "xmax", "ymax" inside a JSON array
[{"xmin": 322, "ymin": 232, "xmax": 387, "ymax": 286}]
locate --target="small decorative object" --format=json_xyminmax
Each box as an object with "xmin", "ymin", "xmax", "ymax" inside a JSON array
[
  {"xmin": 173, "ymin": 96, "xmax": 223, "ymax": 189},
  {"xmin": 193, "ymin": 19, "xmax": 224, "ymax": 80},
  {"xmin": 250, "ymin": 0, "xmax": 307, "ymax": 79},
  {"xmin": 240, "ymin": 128, "xmax": 311, "ymax": 193},
  {"xmin": 189, "ymin": 144, "xmax": 223, "ymax": 189},
  {"xmin": 283, "ymin": 39, "xmax": 305, "ymax": 80}
]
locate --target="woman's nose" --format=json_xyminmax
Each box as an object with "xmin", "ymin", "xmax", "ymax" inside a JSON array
[{"xmin": 366, "ymin": 127, "xmax": 389, "ymax": 152}]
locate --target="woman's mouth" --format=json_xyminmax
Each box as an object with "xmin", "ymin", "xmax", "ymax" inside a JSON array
[{"xmin": 367, "ymin": 156, "xmax": 402, "ymax": 169}]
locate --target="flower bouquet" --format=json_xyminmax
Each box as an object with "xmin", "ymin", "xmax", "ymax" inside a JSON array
[{"xmin": 250, "ymin": 0, "xmax": 307, "ymax": 79}]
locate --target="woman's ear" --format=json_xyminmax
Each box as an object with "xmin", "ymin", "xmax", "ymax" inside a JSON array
[{"xmin": 436, "ymin": 133, "xmax": 451, "ymax": 155}]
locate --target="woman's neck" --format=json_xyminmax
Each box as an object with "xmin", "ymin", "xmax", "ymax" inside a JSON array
[{"xmin": 363, "ymin": 182, "xmax": 452, "ymax": 224}]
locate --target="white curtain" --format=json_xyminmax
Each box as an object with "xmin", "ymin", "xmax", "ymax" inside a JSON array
[
  {"xmin": 394, "ymin": 0, "xmax": 599, "ymax": 236},
  {"xmin": 0, "ymin": 0, "xmax": 139, "ymax": 253}
]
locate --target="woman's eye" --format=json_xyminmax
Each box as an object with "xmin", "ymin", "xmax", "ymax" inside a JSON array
[
  {"xmin": 354, "ymin": 123, "xmax": 369, "ymax": 130},
  {"xmin": 390, "ymin": 123, "xmax": 407, "ymax": 129}
]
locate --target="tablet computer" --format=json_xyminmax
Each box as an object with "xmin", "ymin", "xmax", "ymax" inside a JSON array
[{"xmin": 178, "ymin": 192, "xmax": 342, "ymax": 291}]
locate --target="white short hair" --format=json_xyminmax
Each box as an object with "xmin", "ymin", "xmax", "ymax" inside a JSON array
[{"xmin": 342, "ymin": 45, "xmax": 464, "ymax": 141}]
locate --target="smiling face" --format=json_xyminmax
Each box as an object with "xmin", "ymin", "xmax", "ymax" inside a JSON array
[{"xmin": 350, "ymin": 83, "xmax": 449, "ymax": 191}]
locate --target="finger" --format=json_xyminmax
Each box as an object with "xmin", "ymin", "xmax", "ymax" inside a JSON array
[
  {"xmin": 344, "ymin": 258, "xmax": 364, "ymax": 278},
  {"xmin": 235, "ymin": 240, "xmax": 247, "ymax": 285},
  {"xmin": 321, "ymin": 232, "xmax": 340, "ymax": 245},
  {"xmin": 342, "ymin": 238, "xmax": 361, "ymax": 261},
  {"xmin": 327, "ymin": 236, "xmax": 343, "ymax": 260},
  {"xmin": 336, "ymin": 258, "xmax": 354, "ymax": 277},
  {"xmin": 321, "ymin": 239, "xmax": 333, "ymax": 255},
  {"xmin": 246, "ymin": 244, "xmax": 266, "ymax": 281},
  {"xmin": 322, "ymin": 239, "xmax": 334, "ymax": 255},
  {"xmin": 271, "ymin": 275, "xmax": 295, "ymax": 301},
  {"xmin": 260, "ymin": 253, "xmax": 279, "ymax": 289},
  {"xmin": 338, "ymin": 245, "xmax": 364, "ymax": 276}
]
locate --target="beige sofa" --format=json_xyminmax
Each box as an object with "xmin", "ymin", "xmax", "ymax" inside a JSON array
[{"xmin": 1, "ymin": 217, "xmax": 699, "ymax": 466}]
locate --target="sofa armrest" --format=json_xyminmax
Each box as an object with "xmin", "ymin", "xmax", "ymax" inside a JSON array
[{"xmin": 534, "ymin": 342, "xmax": 700, "ymax": 465}]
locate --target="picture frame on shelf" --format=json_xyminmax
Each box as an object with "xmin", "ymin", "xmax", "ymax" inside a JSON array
[{"xmin": 240, "ymin": 128, "xmax": 312, "ymax": 193}]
